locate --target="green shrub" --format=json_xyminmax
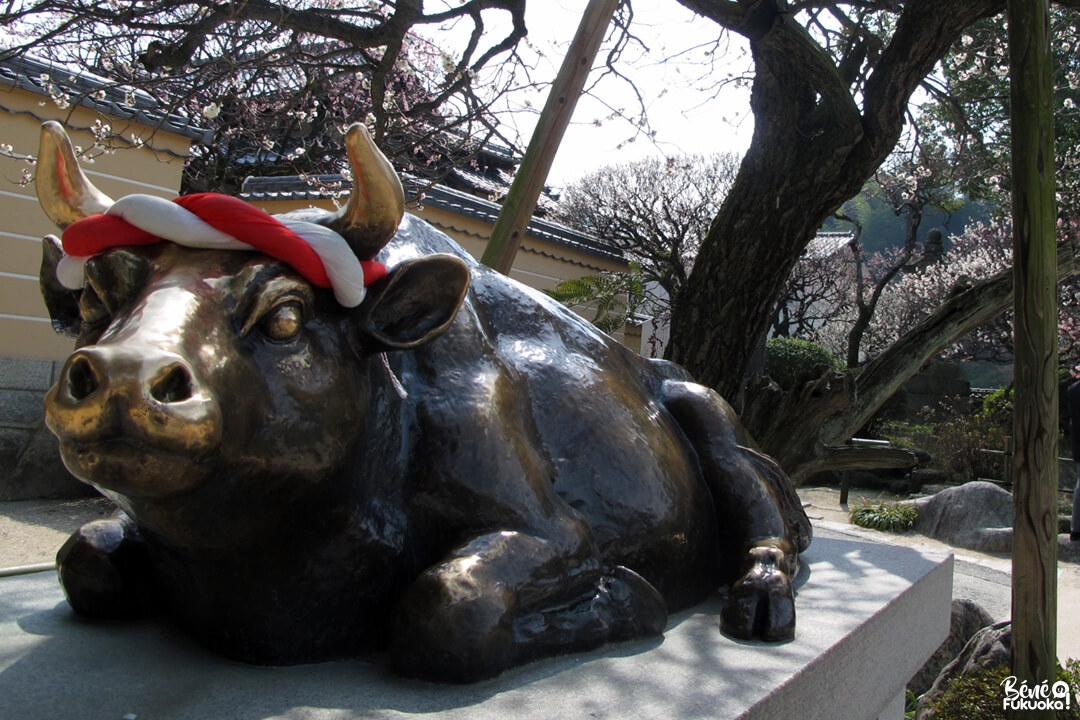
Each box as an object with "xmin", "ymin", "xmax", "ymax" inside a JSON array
[
  {"xmin": 763, "ymin": 337, "xmax": 844, "ymax": 391},
  {"xmin": 879, "ymin": 403, "xmax": 1009, "ymax": 483},
  {"xmin": 928, "ymin": 658, "xmax": 1080, "ymax": 719},
  {"xmin": 544, "ymin": 263, "xmax": 645, "ymax": 334},
  {"xmin": 876, "ymin": 420, "xmax": 936, "ymax": 450},
  {"xmin": 849, "ymin": 502, "xmax": 918, "ymax": 532},
  {"xmin": 982, "ymin": 386, "xmax": 1013, "ymax": 427}
]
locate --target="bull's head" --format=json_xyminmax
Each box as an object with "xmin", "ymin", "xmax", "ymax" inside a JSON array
[{"xmin": 35, "ymin": 122, "xmax": 469, "ymax": 522}]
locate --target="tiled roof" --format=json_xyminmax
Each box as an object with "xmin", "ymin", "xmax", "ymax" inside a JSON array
[
  {"xmin": 0, "ymin": 54, "xmax": 211, "ymax": 143},
  {"xmin": 806, "ymin": 231, "xmax": 855, "ymax": 258},
  {"xmin": 240, "ymin": 174, "xmax": 624, "ymax": 264}
]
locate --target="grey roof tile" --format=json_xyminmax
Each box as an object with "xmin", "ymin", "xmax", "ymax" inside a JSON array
[
  {"xmin": 240, "ymin": 174, "xmax": 624, "ymax": 263},
  {"xmin": 0, "ymin": 54, "xmax": 211, "ymax": 142}
]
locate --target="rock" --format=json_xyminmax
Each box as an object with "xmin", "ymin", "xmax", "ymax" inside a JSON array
[
  {"xmin": 908, "ymin": 481, "xmax": 1013, "ymax": 553},
  {"xmin": 0, "ymin": 357, "xmax": 90, "ymax": 501},
  {"xmin": 908, "ymin": 599, "xmax": 996, "ymax": 697},
  {"xmin": 915, "ymin": 622, "xmax": 1011, "ymax": 720}
]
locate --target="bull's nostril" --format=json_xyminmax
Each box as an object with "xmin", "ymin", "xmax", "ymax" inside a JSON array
[
  {"xmin": 67, "ymin": 357, "xmax": 99, "ymax": 401},
  {"xmin": 151, "ymin": 365, "xmax": 194, "ymax": 403}
]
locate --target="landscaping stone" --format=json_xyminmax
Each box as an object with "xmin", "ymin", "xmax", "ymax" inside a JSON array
[
  {"xmin": 0, "ymin": 533, "xmax": 954, "ymax": 720},
  {"xmin": 907, "ymin": 598, "xmax": 995, "ymax": 697},
  {"xmin": 907, "ymin": 481, "xmax": 1014, "ymax": 553},
  {"xmin": 915, "ymin": 621, "xmax": 1011, "ymax": 720}
]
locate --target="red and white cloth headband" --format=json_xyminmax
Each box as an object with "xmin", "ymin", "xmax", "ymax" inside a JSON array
[{"xmin": 58, "ymin": 193, "xmax": 388, "ymax": 308}]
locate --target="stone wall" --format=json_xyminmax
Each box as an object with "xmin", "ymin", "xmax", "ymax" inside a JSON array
[{"xmin": 0, "ymin": 357, "xmax": 90, "ymax": 500}]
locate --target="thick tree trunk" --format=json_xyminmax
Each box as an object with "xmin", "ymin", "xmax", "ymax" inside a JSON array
[{"xmin": 667, "ymin": 0, "xmax": 1004, "ymax": 403}]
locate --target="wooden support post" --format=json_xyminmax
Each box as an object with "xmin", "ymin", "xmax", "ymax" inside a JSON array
[
  {"xmin": 1007, "ymin": 0, "xmax": 1058, "ymax": 712},
  {"xmin": 480, "ymin": 0, "xmax": 620, "ymax": 274}
]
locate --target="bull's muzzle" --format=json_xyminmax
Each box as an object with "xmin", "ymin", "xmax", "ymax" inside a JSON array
[{"xmin": 45, "ymin": 346, "xmax": 223, "ymax": 491}]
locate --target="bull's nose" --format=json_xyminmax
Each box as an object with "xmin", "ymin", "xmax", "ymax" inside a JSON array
[
  {"xmin": 64, "ymin": 354, "xmax": 102, "ymax": 402},
  {"xmin": 149, "ymin": 363, "xmax": 194, "ymax": 403},
  {"xmin": 46, "ymin": 347, "xmax": 222, "ymax": 455}
]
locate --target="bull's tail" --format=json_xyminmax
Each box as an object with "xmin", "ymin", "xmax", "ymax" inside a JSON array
[{"xmin": 660, "ymin": 379, "xmax": 812, "ymax": 580}]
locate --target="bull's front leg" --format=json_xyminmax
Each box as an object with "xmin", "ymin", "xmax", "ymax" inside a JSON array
[
  {"xmin": 389, "ymin": 519, "xmax": 667, "ymax": 683},
  {"xmin": 56, "ymin": 510, "xmax": 156, "ymax": 619}
]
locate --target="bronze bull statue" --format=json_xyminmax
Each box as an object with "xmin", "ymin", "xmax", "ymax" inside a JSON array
[{"xmin": 36, "ymin": 121, "xmax": 811, "ymax": 683}]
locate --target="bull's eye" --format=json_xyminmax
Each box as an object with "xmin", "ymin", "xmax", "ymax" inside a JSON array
[{"xmin": 260, "ymin": 301, "xmax": 303, "ymax": 342}]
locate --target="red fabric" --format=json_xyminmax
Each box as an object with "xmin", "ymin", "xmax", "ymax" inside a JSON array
[
  {"xmin": 62, "ymin": 214, "xmax": 158, "ymax": 254},
  {"xmin": 60, "ymin": 193, "xmax": 387, "ymax": 291},
  {"xmin": 360, "ymin": 260, "xmax": 387, "ymax": 286},
  {"xmin": 174, "ymin": 194, "xmax": 330, "ymax": 287}
]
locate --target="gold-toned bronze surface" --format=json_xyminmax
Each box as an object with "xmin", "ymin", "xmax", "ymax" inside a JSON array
[
  {"xmin": 39, "ymin": 122, "xmax": 811, "ymax": 683},
  {"xmin": 35, "ymin": 121, "xmax": 113, "ymax": 228}
]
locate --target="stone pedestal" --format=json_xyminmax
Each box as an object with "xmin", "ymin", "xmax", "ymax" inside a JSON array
[{"xmin": 0, "ymin": 530, "xmax": 952, "ymax": 720}]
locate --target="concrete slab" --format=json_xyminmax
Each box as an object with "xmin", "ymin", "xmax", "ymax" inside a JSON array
[{"xmin": 0, "ymin": 532, "xmax": 951, "ymax": 720}]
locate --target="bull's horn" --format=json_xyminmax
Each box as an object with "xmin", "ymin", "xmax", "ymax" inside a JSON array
[
  {"xmin": 35, "ymin": 121, "xmax": 113, "ymax": 229},
  {"xmin": 321, "ymin": 123, "xmax": 405, "ymax": 260}
]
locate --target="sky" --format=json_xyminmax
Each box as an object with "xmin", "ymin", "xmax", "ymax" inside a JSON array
[
  {"xmin": 519, "ymin": 0, "xmax": 754, "ymax": 186},
  {"xmin": 428, "ymin": 0, "xmax": 756, "ymax": 187}
]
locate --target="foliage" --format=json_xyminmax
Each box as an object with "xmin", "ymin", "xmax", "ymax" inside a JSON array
[
  {"xmin": 927, "ymin": 658, "xmax": 1080, "ymax": 719},
  {"xmin": 916, "ymin": 7, "xmax": 1080, "ymax": 210},
  {"xmin": 820, "ymin": 189, "xmax": 993, "ymax": 257},
  {"xmin": 849, "ymin": 502, "xmax": 918, "ymax": 532},
  {"xmin": 783, "ymin": 211, "xmax": 1080, "ymax": 374},
  {"xmin": 763, "ymin": 338, "xmax": 844, "ymax": 392},
  {"xmin": 552, "ymin": 152, "xmax": 740, "ymax": 311},
  {"xmin": 877, "ymin": 401, "xmax": 1011, "ymax": 482},
  {"xmin": 875, "ymin": 421, "xmax": 937, "ymax": 453},
  {"xmin": 0, "ymin": 1, "xmax": 529, "ymax": 193},
  {"xmin": 544, "ymin": 263, "xmax": 649, "ymax": 335},
  {"xmin": 982, "ymin": 386, "xmax": 1014, "ymax": 424}
]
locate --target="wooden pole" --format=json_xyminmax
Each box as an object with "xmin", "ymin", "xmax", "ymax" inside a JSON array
[
  {"xmin": 480, "ymin": 0, "xmax": 620, "ymax": 274},
  {"xmin": 1007, "ymin": 0, "xmax": 1058, "ymax": 712}
]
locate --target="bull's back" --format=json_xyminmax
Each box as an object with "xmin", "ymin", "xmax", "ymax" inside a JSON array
[{"xmin": 388, "ymin": 217, "xmax": 719, "ymax": 608}]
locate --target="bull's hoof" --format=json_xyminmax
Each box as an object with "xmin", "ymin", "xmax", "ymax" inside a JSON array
[
  {"xmin": 56, "ymin": 517, "xmax": 153, "ymax": 619},
  {"xmin": 720, "ymin": 546, "xmax": 795, "ymax": 642},
  {"xmin": 599, "ymin": 565, "xmax": 668, "ymax": 640},
  {"xmin": 389, "ymin": 575, "xmax": 517, "ymax": 683}
]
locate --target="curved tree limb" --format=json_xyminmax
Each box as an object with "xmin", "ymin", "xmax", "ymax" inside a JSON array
[{"xmin": 820, "ymin": 241, "xmax": 1079, "ymax": 447}]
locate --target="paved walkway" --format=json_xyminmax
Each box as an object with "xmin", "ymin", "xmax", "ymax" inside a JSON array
[
  {"xmin": 798, "ymin": 485, "xmax": 1080, "ymax": 663},
  {"xmin": 0, "ymin": 526, "xmax": 952, "ymax": 720}
]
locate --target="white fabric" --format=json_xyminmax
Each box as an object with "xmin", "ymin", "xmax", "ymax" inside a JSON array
[
  {"xmin": 59, "ymin": 195, "xmax": 370, "ymax": 307},
  {"xmin": 276, "ymin": 218, "xmax": 369, "ymax": 307},
  {"xmin": 107, "ymin": 195, "xmax": 249, "ymax": 250}
]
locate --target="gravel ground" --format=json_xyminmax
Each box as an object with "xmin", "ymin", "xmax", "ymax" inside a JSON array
[{"xmin": 0, "ymin": 495, "xmax": 115, "ymax": 568}]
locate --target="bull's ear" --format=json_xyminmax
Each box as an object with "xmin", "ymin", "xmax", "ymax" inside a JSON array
[
  {"xmin": 39, "ymin": 234, "xmax": 82, "ymax": 337},
  {"xmin": 357, "ymin": 254, "xmax": 470, "ymax": 350}
]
